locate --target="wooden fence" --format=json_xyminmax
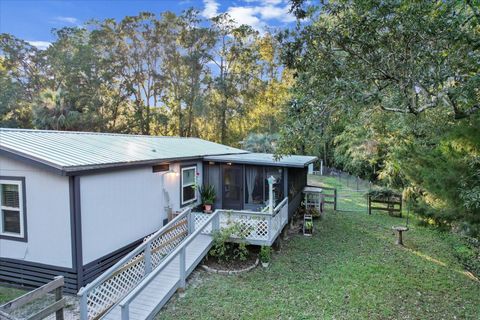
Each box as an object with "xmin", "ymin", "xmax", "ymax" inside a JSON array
[
  {"xmin": 368, "ymin": 195, "xmax": 402, "ymax": 217},
  {"xmin": 320, "ymin": 187, "xmax": 337, "ymax": 210},
  {"xmin": 0, "ymin": 276, "xmax": 65, "ymax": 320}
]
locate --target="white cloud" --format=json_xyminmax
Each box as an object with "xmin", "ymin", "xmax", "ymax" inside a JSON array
[
  {"xmin": 54, "ymin": 16, "xmax": 79, "ymax": 24},
  {"xmin": 27, "ymin": 41, "xmax": 51, "ymax": 50},
  {"xmin": 201, "ymin": 0, "xmax": 296, "ymax": 30},
  {"xmin": 201, "ymin": 0, "xmax": 219, "ymax": 19},
  {"xmin": 227, "ymin": 6, "xmax": 264, "ymax": 31}
]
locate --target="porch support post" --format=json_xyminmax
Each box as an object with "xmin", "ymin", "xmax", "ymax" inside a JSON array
[{"xmin": 267, "ymin": 176, "xmax": 275, "ymax": 215}]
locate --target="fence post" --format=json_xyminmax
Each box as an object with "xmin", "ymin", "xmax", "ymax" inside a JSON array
[
  {"xmin": 54, "ymin": 276, "xmax": 64, "ymax": 320},
  {"xmin": 368, "ymin": 196, "xmax": 371, "ymax": 215},
  {"xmin": 399, "ymin": 195, "xmax": 403, "ymax": 218},
  {"xmin": 334, "ymin": 188, "xmax": 337, "ymax": 211},
  {"xmin": 144, "ymin": 242, "xmax": 152, "ymax": 275}
]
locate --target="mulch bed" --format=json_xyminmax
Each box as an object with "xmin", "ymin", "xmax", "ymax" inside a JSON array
[{"xmin": 203, "ymin": 251, "xmax": 258, "ymax": 271}]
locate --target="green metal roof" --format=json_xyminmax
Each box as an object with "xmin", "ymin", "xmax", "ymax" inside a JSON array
[
  {"xmin": 0, "ymin": 128, "xmax": 247, "ymax": 174},
  {"xmin": 204, "ymin": 153, "xmax": 317, "ymax": 168}
]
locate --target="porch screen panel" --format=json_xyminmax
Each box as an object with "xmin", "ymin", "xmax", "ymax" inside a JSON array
[{"xmin": 245, "ymin": 166, "xmax": 264, "ymax": 204}]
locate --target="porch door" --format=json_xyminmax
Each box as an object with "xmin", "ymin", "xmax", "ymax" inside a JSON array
[{"xmin": 222, "ymin": 164, "xmax": 243, "ymax": 210}]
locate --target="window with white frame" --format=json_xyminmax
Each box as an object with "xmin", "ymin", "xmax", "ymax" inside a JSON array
[
  {"xmin": 0, "ymin": 179, "xmax": 25, "ymax": 239},
  {"xmin": 181, "ymin": 166, "xmax": 197, "ymax": 205}
]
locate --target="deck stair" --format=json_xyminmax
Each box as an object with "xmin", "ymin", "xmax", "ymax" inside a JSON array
[{"xmin": 78, "ymin": 198, "xmax": 289, "ymax": 320}]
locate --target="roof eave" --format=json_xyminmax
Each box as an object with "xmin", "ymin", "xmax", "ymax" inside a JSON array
[{"xmin": 0, "ymin": 147, "xmax": 249, "ymax": 176}]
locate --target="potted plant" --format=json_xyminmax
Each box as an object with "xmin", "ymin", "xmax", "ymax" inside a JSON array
[
  {"xmin": 303, "ymin": 215, "xmax": 313, "ymax": 236},
  {"xmin": 260, "ymin": 246, "xmax": 271, "ymax": 268},
  {"xmin": 199, "ymin": 185, "xmax": 216, "ymax": 212}
]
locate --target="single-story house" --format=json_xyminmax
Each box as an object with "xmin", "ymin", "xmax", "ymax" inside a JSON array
[{"xmin": 0, "ymin": 128, "xmax": 316, "ymax": 293}]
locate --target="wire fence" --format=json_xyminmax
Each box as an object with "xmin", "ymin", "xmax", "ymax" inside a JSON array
[{"xmin": 310, "ymin": 167, "xmax": 371, "ymax": 212}]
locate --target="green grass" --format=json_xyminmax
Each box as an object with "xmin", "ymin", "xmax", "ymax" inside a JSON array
[
  {"xmin": 308, "ymin": 175, "xmax": 369, "ymax": 212},
  {"xmin": 0, "ymin": 286, "xmax": 25, "ymax": 304},
  {"xmin": 158, "ymin": 176, "xmax": 480, "ymax": 320}
]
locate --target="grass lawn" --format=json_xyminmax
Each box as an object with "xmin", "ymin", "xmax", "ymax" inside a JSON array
[
  {"xmin": 309, "ymin": 174, "xmax": 370, "ymax": 212},
  {"xmin": 158, "ymin": 176, "xmax": 480, "ymax": 319},
  {"xmin": 0, "ymin": 286, "xmax": 25, "ymax": 304}
]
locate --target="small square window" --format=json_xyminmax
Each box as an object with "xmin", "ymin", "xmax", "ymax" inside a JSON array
[{"xmin": 0, "ymin": 179, "xmax": 25, "ymax": 240}]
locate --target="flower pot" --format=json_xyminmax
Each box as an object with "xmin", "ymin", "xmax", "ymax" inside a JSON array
[
  {"xmin": 261, "ymin": 262, "xmax": 269, "ymax": 268},
  {"xmin": 204, "ymin": 204, "xmax": 212, "ymax": 212}
]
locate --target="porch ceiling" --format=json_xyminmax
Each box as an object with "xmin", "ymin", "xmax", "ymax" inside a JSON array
[{"xmin": 204, "ymin": 152, "xmax": 317, "ymax": 168}]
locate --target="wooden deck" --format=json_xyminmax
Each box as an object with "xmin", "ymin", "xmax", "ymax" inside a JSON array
[
  {"xmin": 102, "ymin": 234, "xmax": 212, "ymax": 320},
  {"xmin": 79, "ymin": 199, "xmax": 289, "ymax": 320}
]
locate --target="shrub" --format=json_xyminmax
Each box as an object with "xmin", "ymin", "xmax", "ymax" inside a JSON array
[
  {"xmin": 209, "ymin": 222, "xmax": 249, "ymax": 262},
  {"xmin": 259, "ymin": 246, "xmax": 271, "ymax": 263}
]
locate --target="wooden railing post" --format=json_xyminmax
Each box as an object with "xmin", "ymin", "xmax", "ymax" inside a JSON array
[
  {"xmin": 179, "ymin": 247, "xmax": 186, "ymax": 290},
  {"xmin": 144, "ymin": 241, "xmax": 152, "ymax": 275},
  {"xmin": 121, "ymin": 303, "xmax": 129, "ymax": 320},
  {"xmin": 188, "ymin": 210, "xmax": 194, "ymax": 234},
  {"xmin": 79, "ymin": 292, "xmax": 88, "ymax": 320},
  {"xmin": 54, "ymin": 276, "xmax": 64, "ymax": 320},
  {"xmin": 212, "ymin": 212, "xmax": 220, "ymax": 232}
]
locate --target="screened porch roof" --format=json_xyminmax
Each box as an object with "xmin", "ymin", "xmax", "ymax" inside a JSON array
[{"xmin": 204, "ymin": 153, "xmax": 317, "ymax": 168}]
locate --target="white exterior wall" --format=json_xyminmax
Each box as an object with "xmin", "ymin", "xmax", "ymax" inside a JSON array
[
  {"xmin": 80, "ymin": 160, "xmax": 203, "ymax": 264},
  {"xmin": 0, "ymin": 157, "xmax": 72, "ymax": 268}
]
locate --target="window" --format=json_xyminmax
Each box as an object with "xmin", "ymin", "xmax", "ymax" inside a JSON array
[
  {"xmin": 181, "ymin": 166, "xmax": 197, "ymax": 205},
  {"xmin": 0, "ymin": 179, "xmax": 25, "ymax": 240}
]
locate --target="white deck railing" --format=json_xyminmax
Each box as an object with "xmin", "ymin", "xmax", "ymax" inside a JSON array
[
  {"xmin": 78, "ymin": 198, "xmax": 289, "ymax": 320},
  {"xmin": 78, "ymin": 207, "xmax": 192, "ymax": 320},
  {"xmin": 118, "ymin": 210, "xmax": 221, "ymax": 319},
  {"xmin": 194, "ymin": 197, "xmax": 289, "ymax": 246}
]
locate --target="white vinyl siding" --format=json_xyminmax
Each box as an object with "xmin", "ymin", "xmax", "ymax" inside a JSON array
[
  {"xmin": 0, "ymin": 180, "xmax": 24, "ymax": 238},
  {"xmin": 181, "ymin": 166, "xmax": 197, "ymax": 205}
]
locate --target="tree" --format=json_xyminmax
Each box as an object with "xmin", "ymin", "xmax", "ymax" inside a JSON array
[
  {"xmin": 208, "ymin": 13, "xmax": 260, "ymax": 144},
  {"xmin": 0, "ymin": 34, "xmax": 43, "ymax": 127},
  {"xmin": 279, "ymin": 0, "xmax": 480, "ymax": 236}
]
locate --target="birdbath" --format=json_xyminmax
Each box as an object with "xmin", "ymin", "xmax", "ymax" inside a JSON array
[{"xmin": 392, "ymin": 226, "xmax": 409, "ymax": 245}]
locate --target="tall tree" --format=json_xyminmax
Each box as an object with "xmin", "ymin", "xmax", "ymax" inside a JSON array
[{"xmin": 208, "ymin": 13, "xmax": 259, "ymax": 144}]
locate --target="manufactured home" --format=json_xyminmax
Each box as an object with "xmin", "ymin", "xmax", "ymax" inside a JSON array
[{"xmin": 0, "ymin": 128, "xmax": 316, "ymax": 295}]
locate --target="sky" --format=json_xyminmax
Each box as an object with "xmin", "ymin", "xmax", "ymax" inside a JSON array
[{"xmin": 0, "ymin": 0, "xmax": 297, "ymax": 49}]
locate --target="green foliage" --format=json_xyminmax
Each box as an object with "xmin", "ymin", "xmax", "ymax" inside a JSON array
[
  {"xmin": 367, "ymin": 188, "xmax": 401, "ymax": 200},
  {"xmin": 160, "ymin": 207, "xmax": 480, "ymax": 319},
  {"xmin": 278, "ymin": 0, "xmax": 480, "ymax": 237},
  {"xmin": 209, "ymin": 221, "xmax": 250, "ymax": 262},
  {"xmin": 241, "ymin": 133, "xmax": 279, "ymax": 153},
  {"xmin": 0, "ymin": 11, "xmax": 292, "ymax": 145},
  {"xmin": 198, "ymin": 185, "xmax": 216, "ymax": 205},
  {"xmin": 259, "ymin": 246, "xmax": 271, "ymax": 263}
]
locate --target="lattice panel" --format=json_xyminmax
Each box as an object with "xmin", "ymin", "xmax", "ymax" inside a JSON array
[
  {"xmin": 86, "ymin": 251, "xmax": 146, "ymax": 320},
  {"xmin": 221, "ymin": 212, "xmax": 270, "ymax": 241},
  {"xmin": 150, "ymin": 217, "xmax": 189, "ymax": 268},
  {"xmin": 194, "ymin": 213, "xmax": 212, "ymax": 233},
  {"xmin": 84, "ymin": 214, "xmax": 191, "ymax": 319}
]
